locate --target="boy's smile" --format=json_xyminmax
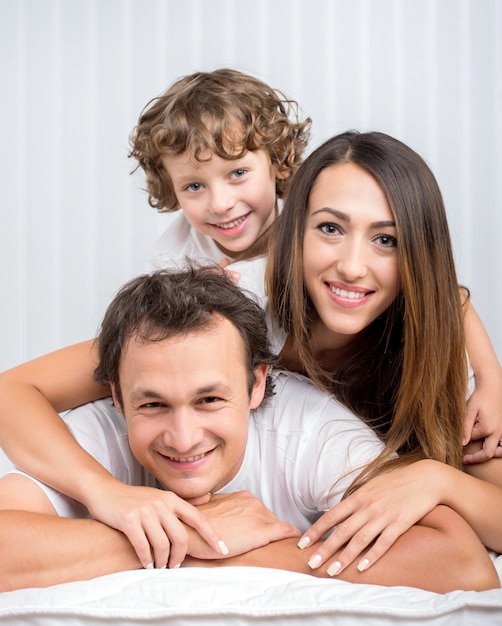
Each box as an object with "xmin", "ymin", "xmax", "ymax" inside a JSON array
[
  {"xmin": 161, "ymin": 149, "xmax": 278, "ymax": 258},
  {"xmin": 112, "ymin": 316, "xmax": 268, "ymax": 500}
]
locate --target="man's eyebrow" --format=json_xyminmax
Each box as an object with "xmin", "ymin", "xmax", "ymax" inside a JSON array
[
  {"xmin": 194, "ymin": 383, "xmax": 233, "ymax": 395},
  {"xmin": 310, "ymin": 207, "xmax": 395, "ymax": 228},
  {"xmin": 129, "ymin": 383, "xmax": 232, "ymax": 402}
]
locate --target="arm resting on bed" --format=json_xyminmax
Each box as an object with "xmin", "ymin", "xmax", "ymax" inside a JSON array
[{"xmin": 182, "ymin": 505, "xmax": 499, "ymax": 593}]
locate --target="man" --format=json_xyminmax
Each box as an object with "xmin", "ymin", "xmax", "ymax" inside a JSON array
[{"xmin": 0, "ymin": 267, "xmax": 497, "ymax": 593}]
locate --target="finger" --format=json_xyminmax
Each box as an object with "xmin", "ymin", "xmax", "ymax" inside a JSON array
[
  {"xmin": 119, "ymin": 514, "xmax": 157, "ymax": 569},
  {"xmin": 463, "ymin": 402, "xmax": 477, "ymax": 446},
  {"xmin": 337, "ymin": 526, "xmax": 403, "ymax": 575},
  {"xmin": 305, "ymin": 514, "xmax": 371, "ymax": 569},
  {"xmin": 179, "ymin": 505, "xmax": 229, "ymax": 556},
  {"xmin": 463, "ymin": 435, "xmax": 500, "ymax": 464},
  {"xmin": 224, "ymin": 269, "xmax": 240, "ymax": 285},
  {"xmin": 156, "ymin": 519, "xmax": 188, "ymax": 569},
  {"xmin": 298, "ymin": 503, "xmax": 354, "ymax": 548}
]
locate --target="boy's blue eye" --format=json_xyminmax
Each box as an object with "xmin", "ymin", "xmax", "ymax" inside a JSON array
[
  {"xmin": 232, "ymin": 169, "xmax": 246, "ymax": 178},
  {"xmin": 187, "ymin": 182, "xmax": 203, "ymax": 192}
]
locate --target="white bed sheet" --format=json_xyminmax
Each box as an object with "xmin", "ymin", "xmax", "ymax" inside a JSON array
[{"xmin": 0, "ymin": 563, "xmax": 501, "ymax": 626}]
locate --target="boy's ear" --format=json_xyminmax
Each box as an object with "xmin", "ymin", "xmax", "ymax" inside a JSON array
[
  {"xmin": 249, "ymin": 364, "xmax": 269, "ymax": 409},
  {"xmin": 275, "ymin": 167, "xmax": 291, "ymax": 180},
  {"xmin": 110, "ymin": 383, "xmax": 124, "ymax": 416}
]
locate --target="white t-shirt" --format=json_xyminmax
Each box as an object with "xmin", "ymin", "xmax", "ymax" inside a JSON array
[
  {"xmin": 147, "ymin": 212, "xmax": 286, "ymax": 353},
  {"xmin": 10, "ymin": 371, "xmax": 383, "ymax": 533}
]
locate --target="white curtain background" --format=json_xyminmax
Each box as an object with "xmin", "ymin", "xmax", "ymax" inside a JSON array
[{"xmin": 1, "ymin": 0, "xmax": 501, "ymax": 371}]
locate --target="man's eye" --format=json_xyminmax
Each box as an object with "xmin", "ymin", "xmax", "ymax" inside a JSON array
[{"xmin": 200, "ymin": 396, "xmax": 221, "ymax": 404}]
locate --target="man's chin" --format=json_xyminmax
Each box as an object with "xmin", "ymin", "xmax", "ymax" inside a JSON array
[{"xmin": 185, "ymin": 493, "xmax": 212, "ymax": 505}]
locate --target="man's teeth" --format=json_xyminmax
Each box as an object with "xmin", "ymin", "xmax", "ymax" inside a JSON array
[
  {"xmin": 169, "ymin": 453, "xmax": 206, "ymax": 463},
  {"xmin": 216, "ymin": 216, "xmax": 246, "ymax": 229},
  {"xmin": 330, "ymin": 286, "xmax": 366, "ymax": 300}
]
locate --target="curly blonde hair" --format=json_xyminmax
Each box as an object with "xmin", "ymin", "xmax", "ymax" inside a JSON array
[{"xmin": 129, "ymin": 68, "xmax": 311, "ymax": 212}]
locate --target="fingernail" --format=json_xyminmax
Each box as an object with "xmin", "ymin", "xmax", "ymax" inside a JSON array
[
  {"xmin": 327, "ymin": 561, "xmax": 342, "ymax": 576},
  {"xmin": 297, "ymin": 536, "xmax": 310, "ymax": 549},
  {"xmin": 171, "ymin": 563, "xmax": 180, "ymax": 569},
  {"xmin": 145, "ymin": 563, "xmax": 154, "ymax": 570},
  {"xmin": 308, "ymin": 554, "xmax": 322, "ymax": 569},
  {"xmin": 218, "ymin": 540, "xmax": 229, "ymax": 556},
  {"xmin": 357, "ymin": 558, "xmax": 370, "ymax": 572}
]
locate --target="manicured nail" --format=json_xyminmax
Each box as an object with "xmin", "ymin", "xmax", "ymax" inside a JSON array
[
  {"xmin": 145, "ymin": 563, "xmax": 154, "ymax": 570},
  {"xmin": 327, "ymin": 561, "xmax": 342, "ymax": 576},
  {"xmin": 357, "ymin": 558, "xmax": 370, "ymax": 572},
  {"xmin": 297, "ymin": 536, "xmax": 311, "ymax": 549},
  {"xmin": 218, "ymin": 540, "xmax": 230, "ymax": 556},
  {"xmin": 308, "ymin": 554, "xmax": 322, "ymax": 569}
]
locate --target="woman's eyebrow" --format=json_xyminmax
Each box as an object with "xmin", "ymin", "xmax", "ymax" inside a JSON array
[{"xmin": 310, "ymin": 207, "xmax": 395, "ymax": 228}]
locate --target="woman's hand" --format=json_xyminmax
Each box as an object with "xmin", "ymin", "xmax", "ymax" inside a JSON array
[
  {"xmin": 88, "ymin": 482, "xmax": 226, "ymax": 570},
  {"xmin": 463, "ymin": 369, "xmax": 502, "ymax": 463},
  {"xmin": 298, "ymin": 460, "xmax": 443, "ymax": 576}
]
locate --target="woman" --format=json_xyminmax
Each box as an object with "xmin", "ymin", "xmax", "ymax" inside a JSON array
[{"xmin": 266, "ymin": 130, "xmax": 502, "ymax": 576}]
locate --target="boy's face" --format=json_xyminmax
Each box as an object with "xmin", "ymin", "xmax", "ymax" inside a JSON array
[
  {"xmin": 161, "ymin": 149, "xmax": 278, "ymax": 258},
  {"xmin": 111, "ymin": 317, "xmax": 268, "ymax": 500}
]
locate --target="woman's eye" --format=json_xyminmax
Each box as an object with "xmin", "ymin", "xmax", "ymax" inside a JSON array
[
  {"xmin": 376, "ymin": 234, "xmax": 397, "ymax": 247},
  {"xmin": 318, "ymin": 222, "xmax": 340, "ymax": 236}
]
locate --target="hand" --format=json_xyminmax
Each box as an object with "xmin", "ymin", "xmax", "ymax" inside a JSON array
[
  {"xmin": 298, "ymin": 460, "xmax": 442, "ymax": 576},
  {"xmin": 217, "ymin": 258, "xmax": 241, "ymax": 285},
  {"xmin": 463, "ymin": 369, "xmax": 502, "ymax": 463},
  {"xmin": 88, "ymin": 482, "xmax": 225, "ymax": 570},
  {"xmin": 189, "ymin": 491, "xmax": 301, "ymax": 558}
]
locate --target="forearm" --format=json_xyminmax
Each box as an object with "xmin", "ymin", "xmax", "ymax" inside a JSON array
[
  {"xmin": 183, "ymin": 506, "xmax": 499, "ymax": 593},
  {"xmin": 446, "ymin": 459, "xmax": 502, "ymax": 551},
  {"xmin": 463, "ymin": 300, "xmax": 501, "ymax": 378},
  {"xmin": 0, "ymin": 511, "xmax": 141, "ymax": 592},
  {"xmin": 0, "ymin": 341, "xmax": 114, "ymax": 502}
]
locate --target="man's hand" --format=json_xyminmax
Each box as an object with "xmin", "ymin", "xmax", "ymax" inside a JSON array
[{"xmin": 188, "ymin": 491, "xmax": 300, "ymax": 558}]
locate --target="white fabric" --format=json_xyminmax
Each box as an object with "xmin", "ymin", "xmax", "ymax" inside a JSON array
[
  {"xmin": 1, "ymin": 565, "xmax": 502, "ymax": 625},
  {"xmin": 9, "ymin": 371, "xmax": 383, "ymax": 532},
  {"xmin": 147, "ymin": 212, "xmax": 228, "ymax": 271},
  {"xmin": 146, "ymin": 213, "xmax": 287, "ymax": 353}
]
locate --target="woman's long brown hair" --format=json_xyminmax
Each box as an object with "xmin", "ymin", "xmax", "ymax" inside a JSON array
[{"xmin": 266, "ymin": 131, "xmax": 467, "ymax": 487}]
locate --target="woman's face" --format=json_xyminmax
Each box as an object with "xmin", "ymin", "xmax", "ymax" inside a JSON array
[{"xmin": 303, "ymin": 162, "xmax": 401, "ymax": 345}]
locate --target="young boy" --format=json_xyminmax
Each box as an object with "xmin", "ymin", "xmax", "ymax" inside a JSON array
[{"xmin": 130, "ymin": 68, "xmax": 310, "ymax": 268}]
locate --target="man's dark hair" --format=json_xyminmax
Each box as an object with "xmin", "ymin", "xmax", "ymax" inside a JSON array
[{"xmin": 94, "ymin": 265, "xmax": 277, "ymax": 405}]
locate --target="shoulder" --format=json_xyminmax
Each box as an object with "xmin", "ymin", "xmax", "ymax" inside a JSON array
[{"xmin": 62, "ymin": 398, "xmax": 128, "ymax": 450}]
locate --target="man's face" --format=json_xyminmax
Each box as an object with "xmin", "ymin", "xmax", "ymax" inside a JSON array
[{"xmin": 112, "ymin": 316, "xmax": 267, "ymax": 500}]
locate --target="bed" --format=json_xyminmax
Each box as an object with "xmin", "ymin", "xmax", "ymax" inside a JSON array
[
  {"xmin": 0, "ymin": 455, "xmax": 501, "ymax": 625},
  {"xmin": 0, "ymin": 563, "xmax": 502, "ymax": 625}
]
